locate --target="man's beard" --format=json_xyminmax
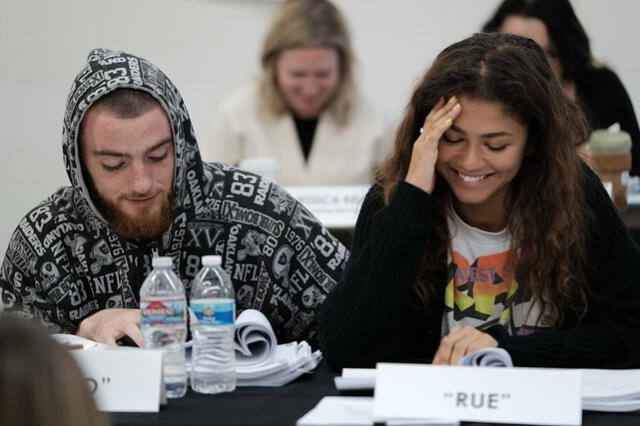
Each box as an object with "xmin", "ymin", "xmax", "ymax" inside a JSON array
[{"xmin": 93, "ymin": 191, "xmax": 175, "ymax": 241}]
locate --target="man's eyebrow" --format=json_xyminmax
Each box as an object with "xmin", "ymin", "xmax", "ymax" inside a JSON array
[
  {"xmin": 449, "ymin": 124, "xmax": 513, "ymax": 139},
  {"xmin": 144, "ymin": 139, "xmax": 172, "ymax": 155},
  {"xmin": 92, "ymin": 138, "xmax": 172, "ymax": 157},
  {"xmin": 93, "ymin": 149, "xmax": 128, "ymax": 158}
]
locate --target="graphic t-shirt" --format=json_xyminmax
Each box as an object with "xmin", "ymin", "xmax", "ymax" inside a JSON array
[{"xmin": 442, "ymin": 207, "xmax": 550, "ymax": 338}]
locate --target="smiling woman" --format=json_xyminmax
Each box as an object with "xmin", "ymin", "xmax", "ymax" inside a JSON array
[
  {"xmin": 318, "ymin": 32, "xmax": 640, "ymax": 370},
  {"xmin": 201, "ymin": 0, "xmax": 388, "ymax": 186}
]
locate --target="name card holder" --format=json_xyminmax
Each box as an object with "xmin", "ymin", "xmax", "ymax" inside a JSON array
[
  {"xmin": 71, "ymin": 349, "xmax": 163, "ymax": 412},
  {"xmin": 284, "ymin": 185, "xmax": 369, "ymax": 229},
  {"xmin": 373, "ymin": 363, "xmax": 582, "ymax": 426}
]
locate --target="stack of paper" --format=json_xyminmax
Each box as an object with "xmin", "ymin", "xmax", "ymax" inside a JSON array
[
  {"xmin": 581, "ymin": 369, "xmax": 640, "ymax": 412},
  {"xmin": 234, "ymin": 309, "xmax": 322, "ymax": 387}
]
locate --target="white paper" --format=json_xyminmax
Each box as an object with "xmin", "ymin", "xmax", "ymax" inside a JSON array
[
  {"xmin": 229, "ymin": 309, "xmax": 322, "ymax": 386},
  {"xmin": 581, "ymin": 369, "xmax": 640, "ymax": 400},
  {"xmin": 335, "ymin": 348, "xmax": 512, "ymax": 392},
  {"xmin": 297, "ymin": 397, "xmax": 458, "ymax": 426},
  {"xmin": 234, "ymin": 308, "xmax": 278, "ymax": 365},
  {"xmin": 580, "ymin": 369, "xmax": 640, "ymax": 412},
  {"xmin": 335, "ymin": 368, "xmax": 377, "ymax": 391},
  {"xmin": 52, "ymin": 333, "xmax": 109, "ymax": 351},
  {"xmin": 458, "ymin": 347, "xmax": 513, "ymax": 367},
  {"xmin": 237, "ymin": 341, "xmax": 322, "ymax": 387}
]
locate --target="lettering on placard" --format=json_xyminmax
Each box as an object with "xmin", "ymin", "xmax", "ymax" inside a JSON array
[
  {"xmin": 86, "ymin": 376, "xmax": 112, "ymax": 394},
  {"xmin": 443, "ymin": 391, "xmax": 511, "ymax": 410}
]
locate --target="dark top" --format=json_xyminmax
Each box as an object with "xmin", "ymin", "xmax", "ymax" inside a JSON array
[
  {"xmin": 319, "ymin": 166, "xmax": 640, "ymax": 370},
  {"xmin": 576, "ymin": 66, "xmax": 640, "ymax": 175},
  {"xmin": 293, "ymin": 116, "xmax": 318, "ymax": 162}
]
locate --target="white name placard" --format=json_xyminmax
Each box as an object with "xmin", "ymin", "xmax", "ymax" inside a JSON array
[
  {"xmin": 71, "ymin": 349, "xmax": 163, "ymax": 412},
  {"xmin": 373, "ymin": 363, "xmax": 582, "ymax": 425},
  {"xmin": 285, "ymin": 185, "xmax": 369, "ymax": 229}
]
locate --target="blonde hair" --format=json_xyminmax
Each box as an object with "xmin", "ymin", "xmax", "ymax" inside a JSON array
[
  {"xmin": 0, "ymin": 315, "xmax": 110, "ymax": 426},
  {"xmin": 259, "ymin": 0, "xmax": 355, "ymax": 124}
]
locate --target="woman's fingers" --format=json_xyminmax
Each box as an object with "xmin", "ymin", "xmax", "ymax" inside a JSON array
[
  {"xmin": 432, "ymin": 326, "xmax": 498, "ymax": 365},
  {"xmin": 404, "ymin": 96, "xmax": 461, "ymax": 194},
  {"xmin": 418, "ymin": 97, "xmax": 461, "ymax": 150},
  {"xmin": 423, "ymin": 96, "xmax": 457, "ymax": 130}
]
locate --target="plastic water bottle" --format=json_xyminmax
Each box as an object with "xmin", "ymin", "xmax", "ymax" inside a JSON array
[
  {"xmin": 140, "ymin": 256, "xmax": 187, "ymax": 398},
  {"xmin": 189, "ymin": 255, "xmax": 236, "ymax": 394}
]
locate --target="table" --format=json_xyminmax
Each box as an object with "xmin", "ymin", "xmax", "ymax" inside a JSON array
[
  {"xmin": 111, "ymin": 365, "xmax": 337, "ymax": 426},
  {"xmin": 111, "ymin": 362, "xmax": 640, "ymax": 426}
]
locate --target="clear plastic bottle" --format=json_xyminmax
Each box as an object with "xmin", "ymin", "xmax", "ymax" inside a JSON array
[
  {"xmin": 140, "ymin": 256, "xmax": 187, "ymax": 398},
  {"xmin": 189, "ymin": 255, "xmax": 236, "ymax": 394}
]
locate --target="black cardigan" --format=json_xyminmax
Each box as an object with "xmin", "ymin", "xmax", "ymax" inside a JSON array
[{"xmin": 319, "ymin": 166, "xmax": 640, "ymax": 370}]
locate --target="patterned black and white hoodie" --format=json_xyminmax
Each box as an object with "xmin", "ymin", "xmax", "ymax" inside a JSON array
[{"xmin": 0, "ymin": 48, "xmax": 348, "ymax": 345}]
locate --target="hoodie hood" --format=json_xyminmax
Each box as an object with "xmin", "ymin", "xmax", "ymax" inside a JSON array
[{"xmin": 62, "ymin": 48, "xmax": 203, "ymax": 229}]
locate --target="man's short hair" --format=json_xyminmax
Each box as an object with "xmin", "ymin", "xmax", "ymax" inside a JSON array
[{"xmin": 90, "ymin": 88, "xmax": 159, "ymax": 118}]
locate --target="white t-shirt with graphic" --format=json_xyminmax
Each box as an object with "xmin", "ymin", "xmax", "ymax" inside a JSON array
[{"xmin": 441, "ymin": 207, "xmax": 549, "ymax": 338}]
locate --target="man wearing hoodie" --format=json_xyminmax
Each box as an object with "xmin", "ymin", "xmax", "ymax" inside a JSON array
[{"xmin": 0, "ymin": 49, "xmax": 348, "ymax": 347}]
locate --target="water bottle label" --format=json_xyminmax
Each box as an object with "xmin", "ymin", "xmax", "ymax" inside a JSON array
[
  {"xmin": 140, "ymin": 297, "xmax": 186, "ymax": 326},
  {"xmin": 191, "ymin": 300, "xmax": 234, "ymax": 326}
]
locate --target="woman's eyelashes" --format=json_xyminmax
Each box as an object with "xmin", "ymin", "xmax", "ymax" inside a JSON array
[
  {"xmin": 441, "ymin": 133, "xmax": 508, "ymax": 152},
  {"xmin": 441, "ymin": 133, "xmax": 463, "ymax": 143}
]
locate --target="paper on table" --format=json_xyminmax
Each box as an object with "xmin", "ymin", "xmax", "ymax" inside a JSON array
[
  {"xmin": 581, "ymin": 369, "xmax": 640, "ymax": 412},
  {"xmin": 231, "ymin": 309, "xmax": 323, "ymax": 386},
  {"xmin": 237, "ymin": 341, "xmax": 322, "ymax": 387},
  {"xmin": 457, "ymin": 347, "xmax": 513, "ymax": 367},
  {"xmin": 296, "ymin": 397, "xmax": 459, "ymax": 426},
  {"xmin": 52, "ymin": 333, "xmax": 109, "ymax": 350},
  {"xmin": 335, "ymin": 348, "xmax": 512, "ymax": 391},
  {"xmin": 234, "ymin": 309, "xmax": 277, "ymax": 366},
  {"xmin": 334, "ymin": 368, "xmax": 376, "ymax": 391}
]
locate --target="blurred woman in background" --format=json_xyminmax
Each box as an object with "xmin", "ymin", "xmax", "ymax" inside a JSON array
[
  {"xmin": 483, "ymin": 0, "xmax": 640, "ymax": 176},
  {"xmin": 0, "ymin": 315, "xmax": 109, "ymax": 426},
  {"xmin": 203, "ymin": 0, "xmax": 387, "ymax": 186}
]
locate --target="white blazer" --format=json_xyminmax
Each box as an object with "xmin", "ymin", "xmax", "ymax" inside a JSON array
[{"xmin": 202, "ymin": 84, "xmax": 389, "ymax": 186}]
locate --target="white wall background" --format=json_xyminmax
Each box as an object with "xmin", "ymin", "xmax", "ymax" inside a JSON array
[{"xmin": 1, "ymin": 0, "xmax": 639, "ymax": 254}]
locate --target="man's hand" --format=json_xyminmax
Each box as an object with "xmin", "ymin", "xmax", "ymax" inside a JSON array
[
  {"xmin": 432, "ymin": 326, "xmax": 497, "ymax": 365},
  {"xmin": 76, "ymin": 308, "xmax": 144, "ymax": 347}
]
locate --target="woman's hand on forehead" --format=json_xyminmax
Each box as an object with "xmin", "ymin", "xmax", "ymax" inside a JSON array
[{"xmin": 405, "ymin": 96, "xmax": 461, "ymax": 194}]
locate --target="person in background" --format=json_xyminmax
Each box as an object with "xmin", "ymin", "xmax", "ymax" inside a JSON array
[
  {"xmin": 483, "ymin": 0, "xmax": 640, "ymax": 176},
  {"xmin": 202, "ymin": 0, "xmax": 388, "ymax": 186},
  {"xmin": 0, "ymin": 48, "xmax": 347, "ymax": 347},
  {"xmin": 0, "ymin": 315, "xmax": 109, "ymax": 426},
  {"xmin": 319, "ymin": 33, "xmax": 640, "ymax": 369}
]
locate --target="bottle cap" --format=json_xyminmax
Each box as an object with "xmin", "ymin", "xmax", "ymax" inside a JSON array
[
  {"xmin": 152, "ymin": 256, "xmax": 173, "ymax": 268},
  {"xmin": 202, "ymin": 255, "xmax": 222, "ymax": 266}
]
